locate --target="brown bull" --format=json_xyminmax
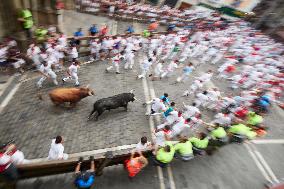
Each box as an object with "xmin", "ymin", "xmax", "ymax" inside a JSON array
[{"xmin": 48, "ymin": 87, "xmax": 94, "ymax": 106}]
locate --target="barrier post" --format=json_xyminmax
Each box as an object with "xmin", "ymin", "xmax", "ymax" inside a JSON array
[{"xmin": 95, "ymin": 151, "xmax": 113, "ymax": 176}]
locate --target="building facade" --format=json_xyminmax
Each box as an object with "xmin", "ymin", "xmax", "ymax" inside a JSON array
[{"xmin": 0, "ymin": 0, "xmax": 75, "ymax": 39}]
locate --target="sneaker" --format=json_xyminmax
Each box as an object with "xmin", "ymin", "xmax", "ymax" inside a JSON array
[
  {"xmin": 90, "ymin": 57, "xmax": 95, "ymax": 61},
  {"xmin": 116, "ymin": 72, "xmax": 121, "ymax": 74},
  {"xmin": 62, "ymin": 79, "xmax": 65, "ymax": 84}
]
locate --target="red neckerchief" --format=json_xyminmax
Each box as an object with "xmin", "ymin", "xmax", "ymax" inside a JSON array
[
  {"xmin": 0, "ymin": 153, "xmax": 11, "ymax": 172},
  {"xmin": 163, "ymin": 129, "xmax": 171, "ymax": 134},
  {"xmin": 7, "ymin": 148, "xmax": 17, "ymax": 156}
]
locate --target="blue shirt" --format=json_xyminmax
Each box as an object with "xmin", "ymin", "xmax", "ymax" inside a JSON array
[
  {"xmin": 160, "ymin": 95, "xmax": 170, "ymax": 105},
  {"xmin": 183, "ymin": 66, "xmax": 193, "ymax": 74},
  {"xmin": 89, "ymin": 26, "xmax": 98, "ymax": 34},
  {"xmin": 127, "ymin": 26, "xmax": 134, "ymax": 33},
  {"xmin": 74, "ymin": 31, "xmax": 83, "ymax": 37},
  {"xmin": 163, "ymin": 107, "xmax": 173, "ymax": 117},
  {"xmin": 168, "ymin": 24, "xmax": 176, "ymax": 29}
]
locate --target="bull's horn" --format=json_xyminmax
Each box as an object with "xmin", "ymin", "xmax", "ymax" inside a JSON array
[
  {"xmin": 130, "ymin": 89, "xmax": 135, "ymax": 93},
  {"xmin": 133, "ymin": 97, "xmax": 142, "ymax": 102},
  {"xmin": 86, "ymin": 84, "xmax": 90, "ymax": 88},
  {"xmin": 88, "ymin": 91, "xmax": 93, "ymax": 96}
]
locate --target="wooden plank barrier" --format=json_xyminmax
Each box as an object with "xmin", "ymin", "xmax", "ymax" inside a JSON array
[{"xmin": 0, "ymin": 149, "xmax": 152, "ymax": 185}]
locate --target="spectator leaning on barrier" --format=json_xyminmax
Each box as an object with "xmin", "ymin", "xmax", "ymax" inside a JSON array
[
  {"xmin": 126, "ymin": 25, "xmax": 134, "ymax": 34},
  {"xmin": 74, "ymin": 156, "xmax": 95, "ymax": 189},
  {"xmin": 0, "ymin": 143, "xmax": 18, "ymax": 182},
  {"xmin": 132, "ymin": 136, "xmax": 152, "ymax": 155},
  {"xmin": 35, "ymin": 26, "xmax": 48, "ymax": 42},
  {"xmin": 74, "ymin": 28, "xmax": 84, "ymax": 45},
  {"xmin": 89, "ymin": 24, "xmax": 98, "ymax": 36},
  {"xmin": 48, "ymin": 136, "xmax": 68, "ymax": 160},
  {"xmin": 100, "ymin": 24, "xmax": 108, "ymax": 36},
  {"xmin": 125, "ymin": 153, "xmax": 148, "ymax": 179}
]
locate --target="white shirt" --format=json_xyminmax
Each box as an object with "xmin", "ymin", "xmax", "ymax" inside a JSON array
[
  {"xmin": 183, "ymin": 105, "xmax": 200, "ymax": 118},
  {"xmin": 58, "ymin": 35, "xmax": 67, "ymax": 47},
  {"xmin": 166, "ymin": 111, "xmax": 179, "ymax": 125},
  {"xmin": 208, "ymin": 90, "xmax": 221, "ymax": 101},
  {"xmin": 191, "ymin": 80, "xmax": 203, "ymax": 89},
  {"xmin": 198, "ymin": 73, "xmax": 213, "ymax": 82},
  {"xmin": 0, "ymin": 154, "xmax": 11, "ymax": 169},
  {"xmin": 135, "ymin": 141, "xmax": 151, "ymax": 151},
  {"xmin": 27, "ymin": 46, "xmax": 41, "ymax": 58},
  {"xmin": 70, "ymin": 47, "xmax": 78, "ymax": 59},
  {"xmin": 69, "ymin": 64, "xmax": 78, "ymax": 74},
  {"xmin": 172, "ymin": 119, "xmax": 189, "ymax": 136},
  {"xmin": 125, "ymin": 51, "xmax": 134, "ymax": 60},
  {"xmin": 141, "ymin": 59, "xmax": 152, "ymax": 70},
  {"xmin": 90, "ymin": 41, "xmax": 101, "ymax": 53},
  {"xmin": 167, "ymin": 62, "xmax": 178, "ymax": 72},
  {"xmin": 0, "ymin": 47, "xmax": 8, "ymax": 62},
  {"xmin": 151, "ymin": 98, "xmax": 166, "ymax": 112},
  {"xmin": 11, "ymin": 150, "xmax": 26, "ymax": 165},
  {"xmin": 214, "ymin": 113, "xmax": 231, "ymax": 125},
  {"xmin": 48, "ymin": 139, "xmax": 65, "ymax": 160},
  {"xmin": 154, "ymin": 63, "xmax": 163, "ymax": 74},
  {"xmin": 39, "ymin": 62, "xmax": 53, "ymax": 74},
  {"xmin": 196, "ymin": 93, "xmax": 209, "ymax": 102}
]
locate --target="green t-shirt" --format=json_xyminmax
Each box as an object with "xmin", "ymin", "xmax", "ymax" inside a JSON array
[
  {"xmin": 210, "ymin": 127, "xmax": 227, "ymax": 139},
  {"xmin": 143, "ymin": 30, "xmax": 151, "ymax": 38},
  {"xmin": 156, "ymin": 142, "xmax": 175, "ymax": 163},
  {"xmin": 228, "ymin": 124, "xmax": 257, "ymax": 139},
  {"xmin": 189, "ymin": 137, "xmax": 209, "ymax": 149},
  {"xmin": 174, "ymin": 141, "xmax": 193, "ymax": 156},
  {"xmin": 247, "ymin": 112, "xmax": 263, "ymax": 126},
  {"xmin": 172, "ymin": 46, "xmax": 179, "ymax": 52}
]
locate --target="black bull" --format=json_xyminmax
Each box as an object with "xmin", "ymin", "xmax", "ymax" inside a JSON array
[{"xmin": 88, "ymin": 93, "xmax": 135, "ymax": 120}]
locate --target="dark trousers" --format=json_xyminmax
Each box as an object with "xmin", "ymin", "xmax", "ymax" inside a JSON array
[
  {"xmin": 24, "ymin": 28, "xmax": 32, "ymax": 39},
  {"xmin": 1, "ymin": 163, "xmax": 18, "ymax": 182},
  {"xmin": 153, "ymin": 158, "xmax": 168, "ymax": 168}
]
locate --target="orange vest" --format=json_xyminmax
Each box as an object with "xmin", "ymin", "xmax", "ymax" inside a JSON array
[{"xmin": 125, "ymin": 159, "xmax": 143, "ymax": 177}]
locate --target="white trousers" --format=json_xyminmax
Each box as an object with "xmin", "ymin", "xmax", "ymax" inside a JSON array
[
  {"xmin": 107, "ymin": 62, "xmax": 120, "ymax": 73},
  {"xmin": 211, "ymin": 53, "xmax": 223, "ymax": 64},
  {"xmin": 37, "ymin": 71, "xmax": 58, "ymax": 87},
  {"xmin": 124, "ymin": 58, "xmax": 134, "ymax": 69},
  {"xmin": 177, "ymin": 73, "xmax": 189, "ymax": 82},
  {"xmin": 138, "ymin": 68, "xmax": 148, "ymax": 78},
  {"xmin": 63, "ymin": 72, "xmax": 79, "ymax": 85},
  {"xmin": 161, "ymin": 71, "xmax": 174, "ymax": 78}
]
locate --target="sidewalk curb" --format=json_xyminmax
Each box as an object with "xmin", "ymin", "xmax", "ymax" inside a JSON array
[{"xmin": 0, "ymin": 75, "xmax": 21, "ymax": 105}]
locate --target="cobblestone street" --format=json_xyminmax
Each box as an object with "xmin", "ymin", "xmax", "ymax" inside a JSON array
[{"xmin": 0, "ymin": 59, "xmax": 150, "ymax": 159}]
